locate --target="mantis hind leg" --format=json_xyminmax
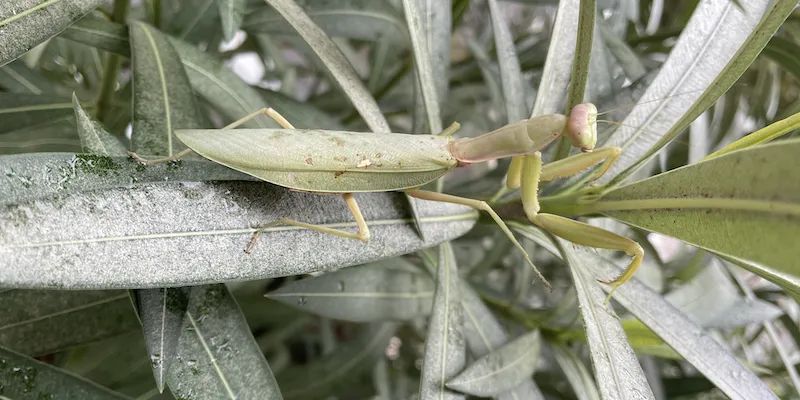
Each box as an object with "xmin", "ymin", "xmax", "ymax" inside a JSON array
[
  {"xmin": 129, "ymin": 108, "xmax": 294, "ymax": 164},
  {"xmin": 405, "ymin": 189, "xmax": 551, "ymax": 291},
  {"xmin": 246, "ymin": 193, "xmax": 371, "ymax": 253},
  {"xmin": 520, "ymin": 150, "xmax": 641, "ymax": 303}
]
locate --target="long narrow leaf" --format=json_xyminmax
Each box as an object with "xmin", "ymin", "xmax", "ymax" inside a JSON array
[
  {"xmin": 599, "ymin": 0, "xmax": 792, "ymax": 185},
  {"xmin": 263, "ymin": 0, "xmax": 390, "ymax": 133},
  {"xmin": 0, "ymin": 0, "xmax": 106, "ymax": 66}
]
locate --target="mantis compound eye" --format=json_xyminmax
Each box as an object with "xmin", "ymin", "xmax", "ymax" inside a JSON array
[{"xmin": 567, "ymin": 103, "xmax": 598, "ymax": 152}]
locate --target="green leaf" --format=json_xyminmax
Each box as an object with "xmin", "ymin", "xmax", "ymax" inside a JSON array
[
  {"xmin": 0, "ymin": 344, "xmax": 129, "ymax": 399},
  {"xmin": 704, "ymin": 108, "xmax": 800, "ymax": 159},
  {"xmin": 277, "ymin": 323, "xmax": 396, "ymax": 399},
  {"xmin": 167, "ymin": 37, "xmax": 280, "ymax": 128},
  {"xmin": 73, "ymin": 93, "xmax": 128, "ymax": 155},
  {"xmin": 0, "ymin": 0, "xmax": 107, "ymax": 67},
  {"xmin": 0, "ymin": 177, "xmax": 477, "ymax": 288},
  {"xmin": 0, "ymin": 290, "xmax": 139, "ymax": 356},
  {"xmin": 215, "ymin": 0, "xmax": 246, "ymax": 41},
  {"xmin": 577, "ymin": 247, "xmax": 778, "ymax": 400},
  {"xmin": 600, "ymin": 0, "xmax": 794, "ymax": 185},
  {"xmin": 0, "ymin": 119, "xmax": 81, "ymax": 155},
  {"xmin": 243, "ymin": 0, "xmax": 407, "ymax": 44},
  {"xmin": 0, "ymin": 60, "xmax": 57, "ymax": 94},
  {"xmin": 762, "ymin": 35, "xmax": 800, "ymax": 82},
  {"xmin": 555, "ymin": 239, "xmax": 655, "ymax": 400},
  {"xmin": 129, "ymin": 21, "xmax": 201, "ymax": 156},
  {"xmin": 0, "ymin": 93, "xmax": 74, "ymax": 134},
  {"xmin": 61, "ymin": 16, "xmax": 131, "ymax": 58},
  {"xmin": 447, "ymin": 330, "xmax": 541, "ymax": 397},
  {"xmin": 551, "ymin": 0, "xmax": 595, "ymax": 161},
  {"xmin": 597, "ymin": 19, "xmax": 646, "ymax": 82},
  {"xmin": 488, "ymin": 0, "xmax": 528, "ymax": 123},
  {"xmin": 60, "ymin": 331, "xmax": 153, "ymax": 393},
  {"xmin": 167, "ymin": 284, "xmax": 282, "ymax": 399},
  {"xmin": 266, "ymin": 258, "xmax": 434, "ymax": 322},
  {"xmin": 133, "ymin": 287, "xmax": 190, "ymax": 393},
  {"xmin": 167, "ymin": 0, "xmax": 220, "ymax": 44},
  {"xmin": 459, "ymin": 279, "xmax": 545, "ymax": 399},
  {"xmin": 588, "ymin": 139, "xmax": 800, "ymax": 294},
  {"xmin": 258, "ymin": 88, "xmax": 343, "ymax": 129},
  {"xmin": 418, "ymin": 243, "xmax": 466, "ymax": 400},
  {"xmin": 262, "ymin": 0, "xmax": 390, "ymax": 133}
]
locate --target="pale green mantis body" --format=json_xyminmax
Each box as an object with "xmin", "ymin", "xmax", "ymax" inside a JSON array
[{"xmin": 129, "ymin": 104, "xmax": 642, "ymax": 295}]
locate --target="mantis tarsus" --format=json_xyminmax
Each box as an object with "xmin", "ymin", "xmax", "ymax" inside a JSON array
[{"xmin": 129, "ymin": 103, "xmax": 642, "ymax": 297}]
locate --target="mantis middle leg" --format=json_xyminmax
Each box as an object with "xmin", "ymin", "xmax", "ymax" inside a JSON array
[
  {"xmin": 521, "ymin": 149, "xmax": 642, "ymax": 301},
  {"xmin": 128, "ymin": 108, "xmax": 292, "ymax": 164},
  {"xmin": 405, "ymin": 189, "xmax": 551, "ymax": 290}
]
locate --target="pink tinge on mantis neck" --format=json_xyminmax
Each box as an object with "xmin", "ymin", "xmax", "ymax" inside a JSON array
[
  {"xmin": 566, "ymin": 103, "xmax": 598, "ymax": 152},
  {"xmin": 448, "ymin": 114, "xmax": 567, "ymax": 164}
]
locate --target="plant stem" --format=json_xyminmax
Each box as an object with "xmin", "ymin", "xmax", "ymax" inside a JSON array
[{"xmin": 95, "ymin": 0, "xmax": 130, "ymax": 124}]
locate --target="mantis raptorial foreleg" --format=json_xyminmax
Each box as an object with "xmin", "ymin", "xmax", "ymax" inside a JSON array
[
  {"xmin": 405, "ymin": 189, "xmax": 551, "ymax": 290},
  {"xmin": 521, "ymin": 150, "xmax": 642, "ymax": 303}
]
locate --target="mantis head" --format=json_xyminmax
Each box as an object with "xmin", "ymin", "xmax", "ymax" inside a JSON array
[{"xmin": 566, "ymin": 103, "xmax": 598, "ymax": 152}]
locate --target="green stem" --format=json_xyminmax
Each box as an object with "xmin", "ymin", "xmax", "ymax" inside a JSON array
[{"xmin": 95, "ymin": 0, "xmax": 130, "ymax": 124}]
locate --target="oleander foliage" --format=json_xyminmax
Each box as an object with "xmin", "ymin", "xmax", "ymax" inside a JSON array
[{"xmin": 1, "ymin": 0, "xmax": 799, "ymax": 399}]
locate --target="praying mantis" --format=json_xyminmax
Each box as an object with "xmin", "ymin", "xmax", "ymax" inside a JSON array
[{"xmin": 128, "ymin": 103, "xmax": 642, "ymax": 294}]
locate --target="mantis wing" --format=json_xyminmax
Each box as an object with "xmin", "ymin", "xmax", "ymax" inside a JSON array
[{"xmin": 175, "ymin": 129, "xmax": 457, "ymax": 193}]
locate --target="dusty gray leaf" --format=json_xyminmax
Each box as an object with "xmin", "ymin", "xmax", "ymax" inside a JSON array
[
  {"xmin": 488, "ymin": 0, "xmax": 528, "ymax": 122},
  {"xmin": 263, "ymin": 0, "xmax": 390, "ymax": 133},
  {"xmin": 61, "ymin": 16, "xmax": 131, "ymax": 58},
  {"xmin": 267, "ymin": 258, "xmax": 434, "ymax": 322},
  {"xmin": 0, "ymin": 344, "xmax": 129, "ymax": 399},
  {"xmin": 460, "ymin": 279, "xmax": 544, "ymax": 400},
  {"xmin": 73, "ymin": 93, "xmax": 128, "ymax": 155},
  {"xmin": 706, "ymin": 297, "xmax": 783, "ymax": 329},
  {"xmin": 129, "ymin": 21, "xmax": 201, "ymax": 156},
  {"xmin": 0, "ymin": 0, "xmax": 106, "ymax": 67},
  {"xmin": 0, "ymin": 290, "xmax": 139, "ymax": 356},
  {"xmin": 167, "ymin": 284, "xmax": 282, "ymax": 399},
  {"xmin": 665, "ymin": 259, "xmax": 783, "ymax": 329},
  {"xmin": 133, "ymin": 287, "xmax": 190, "ymax": 393},
  {"xmin": 556, "ymin": 240, "xmax": 655, "ymax": 400},
  {"xmin": 402, "ymin": 0, "xmax": 442, "ymax": 134},
  {"xmin": 427, "ymin": 0, "xmax": 451, "ymax": 112},
  {"xmin": 598, "ymin": 0, "xmax": 778, "ymax": 184},
  {"xmin": 419, "ymin": 243, "xmax": 466, "ymax": 400},
  {"xmin": 277, "ymin": 323, "xmax": 396, "ymax": 399},
  {"xmin": 530, "ymin": 0, "xmax": 579, "ymax": 117},
  {"xmin": 447, "ymin": 330, "xmax": 541, "ymax": 397},
  {"xmin": 579, "ymin": 247, "xmax": 779, "ymax": 400},
  {"xmin": 550, "ymin": 343, "xmax": 601, "ymax": 400},
  {"xmin": 0, "ymin": 179, "xmax": 477, "ymax": 289},
  {"xmin": 0, "ymin": 153, "xmax": 254, "ymax": 207},
  {"xmin": 0, "ymin": 60, "xmax": 56, "ymax": 94},
  {"xmin": 215, "ymin": 0, "xmax": 246, "ymax": 41},
  {"xmin": 244, "ymin": 0, "xmax": 407, "ymax": 44},
  {"xmin": 0, "ymin": 92, "xmax": 74, "ymax": 134}
]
